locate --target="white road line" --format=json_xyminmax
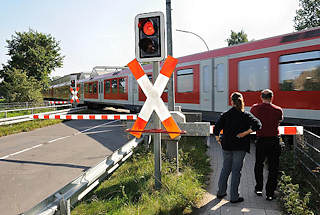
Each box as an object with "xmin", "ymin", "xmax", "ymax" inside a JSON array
[
  {"xmin": 0, "ymin": 120, "xmax": 119, "ymax": 160},
  {"xmin": 0, "ymin": 144, "xmax": 43, "ymax": 159},
  {"xmin": 74, "ymin": 120, "xmax": 120, "ymax": 135},
  {"xmin": 82, "ymin": 130, "xmax": 112, "ymax": 135},
  {"xmin": 47, "ymin": 136, "xmax": 71, "ymax": 143}
]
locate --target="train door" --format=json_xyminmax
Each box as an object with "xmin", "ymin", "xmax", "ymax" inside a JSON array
[
  {"xmin": 200, "ymin": 59, "xmax": 213, "ymax": 111},
  {"xmin": 80, "ymin": 82, "xmax": 84, "ymax": 103},
  {"xmin": 213, "ymin": 57, "xmax": 228, "ymax": 112},
  {"xmin": 98, "ymin": 80, "xmax": 104, "ymax": 102}
]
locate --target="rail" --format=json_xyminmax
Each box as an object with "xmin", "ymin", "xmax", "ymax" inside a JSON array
[
  {"xmin": 0, "ymin": 101, "xmax": 66, "ymax": 110},
  {"xmin": 0, "ymin": 106, "xmax": 87, "ymax": 125},
  {"xmin": 21, "ymin": 137, "xmax": 144, "ymax": 215},
  {"xmin": 293, "ymin": 129, "xmax": 320, "ymax": 195},
  {"xmin": 0, "ymin": 104, "xmax": 72, "ymax": 118}
]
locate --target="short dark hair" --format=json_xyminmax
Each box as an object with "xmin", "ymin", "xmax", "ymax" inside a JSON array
[{"xmin": 261, "ymin": 89, "xmax": 273, "ymax": 100}]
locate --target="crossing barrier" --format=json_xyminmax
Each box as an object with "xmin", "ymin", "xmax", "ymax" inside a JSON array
[
  {"xmin": 48, "ymin": 101, "xmax": 69, "ymax": 105},
  {"xmin": 210, "ymin": 125, "xmax": 304, "ymax": 135},
  {"xmin": 33, "ymin": 114, "xmax": 137, "ymax": 120}
]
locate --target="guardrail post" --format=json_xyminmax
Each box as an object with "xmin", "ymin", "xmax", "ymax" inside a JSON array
[
  {"xmin": 293, "ymin": 135, "xmax": 297, "ymax": 167},
  {"xmin": 59, "ymin": 198, "xmax": 70, "ymax": 215},
  {"xmin": 5, "ymin": 111, "xmax": 7, "ymax": 118}
]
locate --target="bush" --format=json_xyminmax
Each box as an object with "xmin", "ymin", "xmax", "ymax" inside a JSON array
[{"xmin": 278, "ymin": 172, "xmax": 314, "ymax": 215}]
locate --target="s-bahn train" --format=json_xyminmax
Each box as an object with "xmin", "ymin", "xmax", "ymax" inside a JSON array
[{"xmin": 45, "ymin": 27, "xmax": 320, "ymax": 126}]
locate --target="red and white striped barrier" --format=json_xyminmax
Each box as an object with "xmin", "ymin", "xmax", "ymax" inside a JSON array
[
  {"xmin": 33, "ymin": 114, "xmax": 137, "ymax": 120},
  {"xmin": 210, "ymin": 125, "xmax": 304, "ymax": 135},
  {"xmin": 127, "ymin": 56, "xmax": 181, "ymax": 139},
  {"xmin": 48, "ymin": 101, "xmax": 69, "ymax": 105}
]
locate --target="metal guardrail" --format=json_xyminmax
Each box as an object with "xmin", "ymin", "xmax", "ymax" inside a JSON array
[
  {"xmin": 293, "ymin": 129, "xmax": 320, "ymax": 195},
  {"xmin": 0, "ymin": 101, "xmax": 58, "ymax": 110},
  {"xmin": 0, "ymin": 106, "xmax": 87, "ymax": 125},
  {"xmin": 0, "ymin": 104, "xmax": 72, "ymax": 118},
  {"xmin": 21, "ymin": 137, "xmax": 144, "ymax": 215}
]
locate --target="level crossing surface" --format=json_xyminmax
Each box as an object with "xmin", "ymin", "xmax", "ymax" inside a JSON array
[
  {"xmin": 196, "ymin": 136, "xmax": 281, "ymax": 215},
  {"xmin": 0, "ymin": 119, "xmax": 129, "ymax": 215}
]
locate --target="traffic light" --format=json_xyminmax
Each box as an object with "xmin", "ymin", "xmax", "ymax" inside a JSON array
[
  {"xmin": 135, "ymin": 12, "xmax": 165, "ymax": 62},
  {"xmin": 71, "ymin": 80, "xmax": 76, "ymax": 88}
]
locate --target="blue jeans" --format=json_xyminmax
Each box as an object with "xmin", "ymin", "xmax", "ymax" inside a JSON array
[{"xmin": 217, "ymin": 150, "xmax": 246, "ymax": 201}]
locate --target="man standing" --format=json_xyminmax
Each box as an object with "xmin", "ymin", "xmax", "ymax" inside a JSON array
[{"xmin": 250, "ymin": 89, "xmax": 283, "ymax": 201}]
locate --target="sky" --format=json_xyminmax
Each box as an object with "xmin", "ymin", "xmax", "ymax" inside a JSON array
[{"xmin": 0, "ymin": 0, "xmax": 300, "ymax": 78}]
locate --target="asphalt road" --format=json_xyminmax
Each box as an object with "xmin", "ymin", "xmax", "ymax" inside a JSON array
[{"xmin": 0, "ymin": 119, "xmax": 130, "ymax": 215}]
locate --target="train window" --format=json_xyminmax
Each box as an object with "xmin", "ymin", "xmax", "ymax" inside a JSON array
[
  {"xmin": 177, "ymin": 69, "xmax": 193, "ymax": 92},
  {"xmin": 238, "ymin": 58, "xmax": 269, "ymax": 91},
  {"xmin": 89, "ymin": 83, "xmax": 92, "ymax": 93},
  {"xmin": 279, "ymin": 51, "xmax": 320, "ymax": 91},
  {"xmin": 93, "ymin": 83, "xmax": 97, "ymax": 94},
  {"xmin": 85, "ymin": 84, "xmax": 88, "ymax": 93},
  {"xmin": 203, "ymin": 65, "xmax": 209, "ymax": 93},
  {"xmin": 105, "ymin": 80, "xmax": 111, "ymax": 94},
  {"xmin": 119, "ymin": 78, "xmax": 126, "ymax": 93},
  {"xmin": 112, "ymin": 79, "xmax": 118, "ymax": 94},
  {"xmin": 216, "ymin": 64, "xmax": 225, "ymax": 92}
]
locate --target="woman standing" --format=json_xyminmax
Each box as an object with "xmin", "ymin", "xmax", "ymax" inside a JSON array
[{"xmin": 214, "ymin": 92, "xmax": 261, "ymax": 203}]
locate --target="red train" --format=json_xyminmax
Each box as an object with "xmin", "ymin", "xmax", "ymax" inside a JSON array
[{"xmin": 47, "ymin": 27, "xmax": 320, "ymax": 126}]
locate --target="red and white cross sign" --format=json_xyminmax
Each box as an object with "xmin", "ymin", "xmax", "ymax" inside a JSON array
[
  {"xmin": 70, "ymin": 87, "xmax": 80, "ymax": 104},
  {"xmin": 128, "ymin": 56, "xmax": 181, "ymax": 139}
]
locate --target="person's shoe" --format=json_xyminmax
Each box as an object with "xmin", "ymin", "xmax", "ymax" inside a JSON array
[
  {"xmin": 254, "ymin": 189, "xmax": 263, "ymax": 196},
  {"xmin": 230, "ymin": 197, "xmax": 244, "ymax": 203},
  {"xmin": 216, "ymin": 193, "xmax": 227, "ymax": 199},
  {"xmin": 266, "ymin": 196, "xmax": 274, "ymax": 201}
]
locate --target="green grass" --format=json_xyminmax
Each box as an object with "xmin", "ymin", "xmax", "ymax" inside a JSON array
[
  {"xmin": 0, "ymin": 119, "xmax": 62, "ymax": 137},
  {"xmin": 71, "ymin": 137, "xmax": 211, "ymax": 215}
]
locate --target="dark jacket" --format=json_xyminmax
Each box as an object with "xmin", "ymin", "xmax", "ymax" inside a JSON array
[{"xmin": 214, "ymin": 107, "xmax": 261, "ymax": 152}]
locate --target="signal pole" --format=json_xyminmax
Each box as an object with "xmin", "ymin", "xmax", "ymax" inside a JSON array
[{"xmin": 166, "ymin": 0, "xmax": 174, "ymax": 111}]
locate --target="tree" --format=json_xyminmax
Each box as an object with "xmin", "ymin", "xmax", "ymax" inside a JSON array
[
  {"xmin": 294, "ymin": 0, "xmax": 320, "ymax": 31},
  {"xmin": 226, "ymin": 30, "xmax": 249, "ymax": 46},
  {"xmin": 0, "ymin": 29, "xmax": 64, "ymax": 90},
  {"xmin": 1, "ymin": 68, "xmax": 43, "ymax": 103}
]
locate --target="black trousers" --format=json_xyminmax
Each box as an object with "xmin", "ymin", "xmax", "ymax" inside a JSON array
[{"xmin": 254, "ymin": 136, "xmax": 281, "ymax": 197}]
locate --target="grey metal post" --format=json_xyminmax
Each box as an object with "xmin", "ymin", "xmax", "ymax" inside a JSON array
[
  {"xmin": 166, "ymin": 0, "xmax": 175, "ymax": 111},
  {"xmin": 153, "ymin": 61, "xmax": 162, "ymax": 190},
  {"xmin": 293, "ymin": 135, "xmax": 297, "ymax": 167},
  {"xmin": 166, "ymin": 0, "xmax": 179, "ymax": 171}
]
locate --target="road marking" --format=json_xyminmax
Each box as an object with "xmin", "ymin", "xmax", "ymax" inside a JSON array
[
  {"xmin": 0, "ymin": 120, "xmax": 119, "ymax": 160},
  {"xmin": 47, "ymin": 136, "xmax": 71, "ymax": 143},
  {"xmin": 74, "ymin": 120, "xmax": 120, "ymax": 135},
  {"xmin": 82, "ymin": 130, "xmax": 112, "ymax": 135},
  {"xmin": 0, "ymin": 144, "xmax": 43, "ymax": 159}
]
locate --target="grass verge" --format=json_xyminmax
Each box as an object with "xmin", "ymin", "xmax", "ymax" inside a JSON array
[
  {"xmin": 0, "ymin": 119, "xmax": 62, "ymax": 137},
  {"xmin": 71, "ymin": 136, "xmax": 211, "ymax": 215}
]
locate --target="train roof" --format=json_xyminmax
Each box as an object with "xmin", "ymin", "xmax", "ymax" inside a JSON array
[
  {"xmin": 176, "ymin": 26, "xmax": 320, "ymax": 64},
  {"xmin": 50, "ymin": 27, "xmax": 320, "ymax": 86}
]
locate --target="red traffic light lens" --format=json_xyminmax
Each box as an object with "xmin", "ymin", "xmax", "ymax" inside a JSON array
[{"xmin": 143, "ymin": 21, "xmax": 155, "ymax": 36}]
